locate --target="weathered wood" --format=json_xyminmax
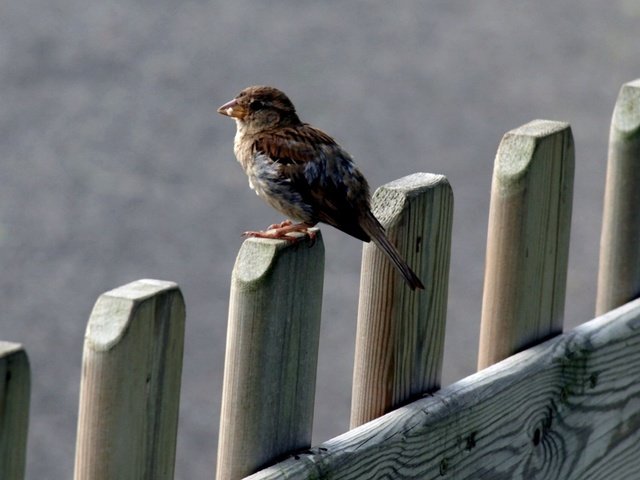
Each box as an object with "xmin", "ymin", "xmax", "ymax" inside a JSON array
[
  {"xmin": 74, "ymin": 279, "xmax": 185, "ymax": 480},
  {"xmin": 351, "ymin": 173, "xmax": 452, "ymax": 428},
  {"xmin": 216, "ymin": 232, "xmax": 324, "ymax": 480},
  {"xmin": 596, "ymin": 79, "xmax": 640, "ymax": 315},
  {"xmin": 246, "ymin": 297, "xmax": 640, "ymax": 480},
  {"xmin": 478, "ymin": 120, "xmax": 574, "ymax": 369},
  {"xmin": 0, "ymin": 342, "xmax": 30, "ymax": 480}
]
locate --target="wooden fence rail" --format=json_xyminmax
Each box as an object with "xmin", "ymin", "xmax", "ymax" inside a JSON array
[
  {"xmin": 246, "ymin": 297, "xmax": 640, "ymax": 480},
  {"xmin": 0, "ymin": 79, "xmax": 639, "ymax": 480}
]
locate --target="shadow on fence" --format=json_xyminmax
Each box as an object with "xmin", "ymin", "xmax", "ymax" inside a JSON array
[{"xmin": 1, "ymin": 79, "xmax": 640, "ymax": 480}]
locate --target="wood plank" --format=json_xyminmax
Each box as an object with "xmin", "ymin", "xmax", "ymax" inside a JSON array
[
  {"xmin": 246, "ymin": 297, "xmax": 640, "ymax": 480},
  {"xmin": 596, "ymin": 79, "xmax": 640, "ymax": 315},
  {"xmin": 74, "ymin": 279, "xmax": 185, "ymax": 480},
  {"xmin": 478, "ymin": 120, "xmax": 574, "ymax": 369},
  {"xmin": 0, "ymin": 342, "xmax": 30, "ymax": 480},
  {"xmin": 217, "ymin": 232, "xmax": 324, "ymax": 480},
  {"xmin": 351, "ymin": 173, "xmax": 453, "ymax": 427}
]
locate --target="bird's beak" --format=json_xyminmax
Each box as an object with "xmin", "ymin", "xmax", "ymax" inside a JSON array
[{"xmin": 217, "ymin": 98, "xmax": 246, "ymax": 119}]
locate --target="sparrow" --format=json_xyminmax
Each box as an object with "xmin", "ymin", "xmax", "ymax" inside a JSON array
[{"xmin": 217, "ymin": 86, "xmax": 424, "ymax": 290}]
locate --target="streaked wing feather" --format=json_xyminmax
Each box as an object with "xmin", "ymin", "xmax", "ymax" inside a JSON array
[{"xmin": 253, "ymin": 125, "xmax": 371, "ymax": 241}]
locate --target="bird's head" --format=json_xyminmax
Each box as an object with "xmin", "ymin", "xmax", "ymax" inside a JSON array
[{"xmin": 217, "ymin": 86, "xmax": 301, "ymax": 131}]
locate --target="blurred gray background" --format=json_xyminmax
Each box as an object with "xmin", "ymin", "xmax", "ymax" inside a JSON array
[{"xmin": 1, "ymin": 1, "xmax": 639, "ymax": 478}]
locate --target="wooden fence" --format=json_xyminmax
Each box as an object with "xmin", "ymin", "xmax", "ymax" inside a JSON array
[{"xmin": 1, "ymin": 79, "xmax": 639, "ymax": 480}]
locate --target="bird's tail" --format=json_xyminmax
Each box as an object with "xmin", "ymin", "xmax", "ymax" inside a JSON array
[{"xmin": 360, "ymin": 211, "xmax": 425, "ymax": 290}]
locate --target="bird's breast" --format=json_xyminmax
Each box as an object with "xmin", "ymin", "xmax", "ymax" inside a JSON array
[
  {"xmin": 248, "ymin": 154, "xmax": 313, "ymax": 221},
  {"xmin": 233, "ymin": 135, "xmax": 314, "ymax": 222}
]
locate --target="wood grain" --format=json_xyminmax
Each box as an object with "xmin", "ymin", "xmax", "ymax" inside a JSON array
[
  {"xmin": 74, "ymin": 279, "xmax": 185, "ymax": 480},
  {"xmin": 478, "ymin": 120, "xmax": 574, "ymax": 369},
  {"xmin": 247, "ymin": 297, "xmax": 640, "ymax": 480},
  {"xmin": 351, "ymin": 173, "xmax": 453, "ymax": 428},
  {"xmin": 0, "ymin": 342, "xmax": 29, "ymax": 480},
  {"xmin": 216, "ymin": 231, "xmax": 324, "ymax": 480},
  {"xmin": 596, "ymin": 79, "xmax": 640, "ymax": 315}
]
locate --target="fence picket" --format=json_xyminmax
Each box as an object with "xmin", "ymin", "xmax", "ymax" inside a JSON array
[
  {"xmin": 0, "ymin": 342, "xmax": 29, "ymax": 480},
  {"xmin": 216, "ymin": 232, "xmax": 324, "ymax": 480},
  {"xmin": 478, "ymin": 120, "xmax": 574, "ymax": 369},
  {"xmin": 596, "ymin": 79, "xmax": 640, "ymax": 315},
  {"xmin": 73, "ymin": 279, "xmax": 185, "ymax": 480},
  {"xmin": 351, "ymin": 173, "xmax": 453, "ymax": 428}
]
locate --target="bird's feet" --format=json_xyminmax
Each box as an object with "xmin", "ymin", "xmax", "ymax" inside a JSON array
[
  {"xmin": 243, "ymin": 221, "xmax": 316, "ymax": 243},
  {"xmin": 266, "ymin": 219, "xmax": 293, "ymax": 230}
]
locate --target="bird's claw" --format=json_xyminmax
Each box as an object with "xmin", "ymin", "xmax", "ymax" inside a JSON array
[
  {"xmin": 242, "ymin": 221, "xmax": 316, "ymax": 244},
  {"xmin": 242, "ymin": 230, "xmax": 299, "ymax": 242},
  {"xmin": 266, "ymin": 219, "xmax": 293, "ymax": 230}
]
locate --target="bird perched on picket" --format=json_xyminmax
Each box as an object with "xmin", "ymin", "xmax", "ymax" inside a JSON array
[{"xmin": 217, "ymin": 85, "xmax": 424, "ymax": 290}]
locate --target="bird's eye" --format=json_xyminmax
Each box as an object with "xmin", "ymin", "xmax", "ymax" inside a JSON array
[{"xmin": 250, "ymin": 100, "xmax": 265, "ymax": 111}]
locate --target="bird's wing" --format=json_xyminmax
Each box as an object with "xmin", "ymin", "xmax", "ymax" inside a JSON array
[{"xmin": 253, "ymin": 125, "xmax": 372, "ymax": 241}]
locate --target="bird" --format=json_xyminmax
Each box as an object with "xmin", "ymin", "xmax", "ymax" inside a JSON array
[{"xmin": 217, "ymin": 86, "xmax": 424, "ymax": 290}]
